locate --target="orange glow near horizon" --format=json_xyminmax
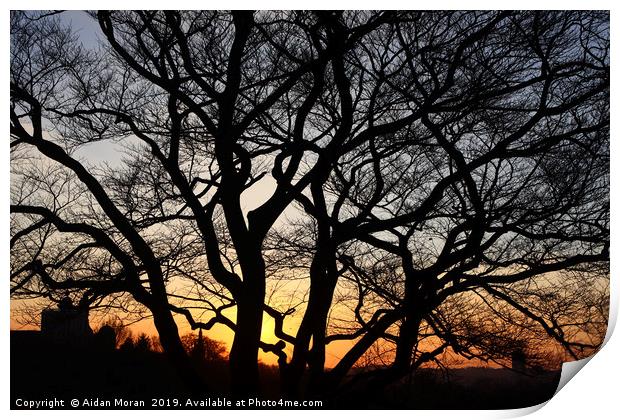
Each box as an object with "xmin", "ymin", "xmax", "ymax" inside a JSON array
[
  {"xmin": 10, "ymin": 282, "xmax": 581, "ymax": 371},
  {"xmin": 120, "ymin": 309, "xmax": 355, "ymax": 368},
  {"xmin": 9, "ymin": 303, "xmax": 509, "ymax": 370},
  {"xmin": 9, "ymin": 298, "xmax": 350, "ymax": 367}
]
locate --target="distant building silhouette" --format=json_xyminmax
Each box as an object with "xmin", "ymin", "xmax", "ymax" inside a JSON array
[
  {"xmin": 41, "ymin": 297, "xmax": 93, "ymax": 345},
  {"xmin": 191, "ymin": 328, "xmax": 205, "ymax": 361}
]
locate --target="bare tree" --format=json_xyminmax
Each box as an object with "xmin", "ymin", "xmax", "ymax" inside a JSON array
[
  {"xmin": 261, "ymin": 10, "xmax": 609, "ymax": 395},
  {"xmin": 11, "ymin": 10, "xmax": 609, "ymax": 401}
]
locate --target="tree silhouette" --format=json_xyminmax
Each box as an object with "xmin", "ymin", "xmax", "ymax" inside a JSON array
[
  {"xmin": 182, "ymin": 330, "xmax": 227, "ymax": 364},
  {"xmin": 11, "ymin": 10, "xmax": 609, "ymax": 400}
]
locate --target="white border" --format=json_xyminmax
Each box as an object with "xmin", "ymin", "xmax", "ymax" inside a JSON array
[{"xmin": 3, "ymin": 2, "xmax": 618, "ymax": 419}]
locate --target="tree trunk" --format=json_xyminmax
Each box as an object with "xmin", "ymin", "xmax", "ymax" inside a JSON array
[
  {"xmin": 285, "ymin": 230, "xmax": 337, "ymax": 397},
  {"xmin": 325, "ymin": 309, "xmax": 404, "ymax": 390},
  {"xmin": 284, "ymin": 278, "xmax": 337, "ymax": 397},
  {"xmin": 285, "ymin": 301, "xmax": 314, "ymax": 396},
  {"xmin": 393, "ymin": 315, "xmax": 421, "ymax": 372},
  {"xmin": 151, "ymin": 304, "xmax": 207, "ymax": 396},
  {"xmin": 229, "ymin": 252, "xmax": 266, "ymax": 397},
  {"xmin": 306, "ymin": 279, "xmax": 337, "ymax": 392},
  {"xmin": 142, "ymin": 262, "xmax": 208, "ymax": 396}
]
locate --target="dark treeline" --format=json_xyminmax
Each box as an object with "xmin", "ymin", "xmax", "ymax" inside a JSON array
[{"xmin": 10, "ymin": 328, "xmax": 559, "ymax": 409}]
